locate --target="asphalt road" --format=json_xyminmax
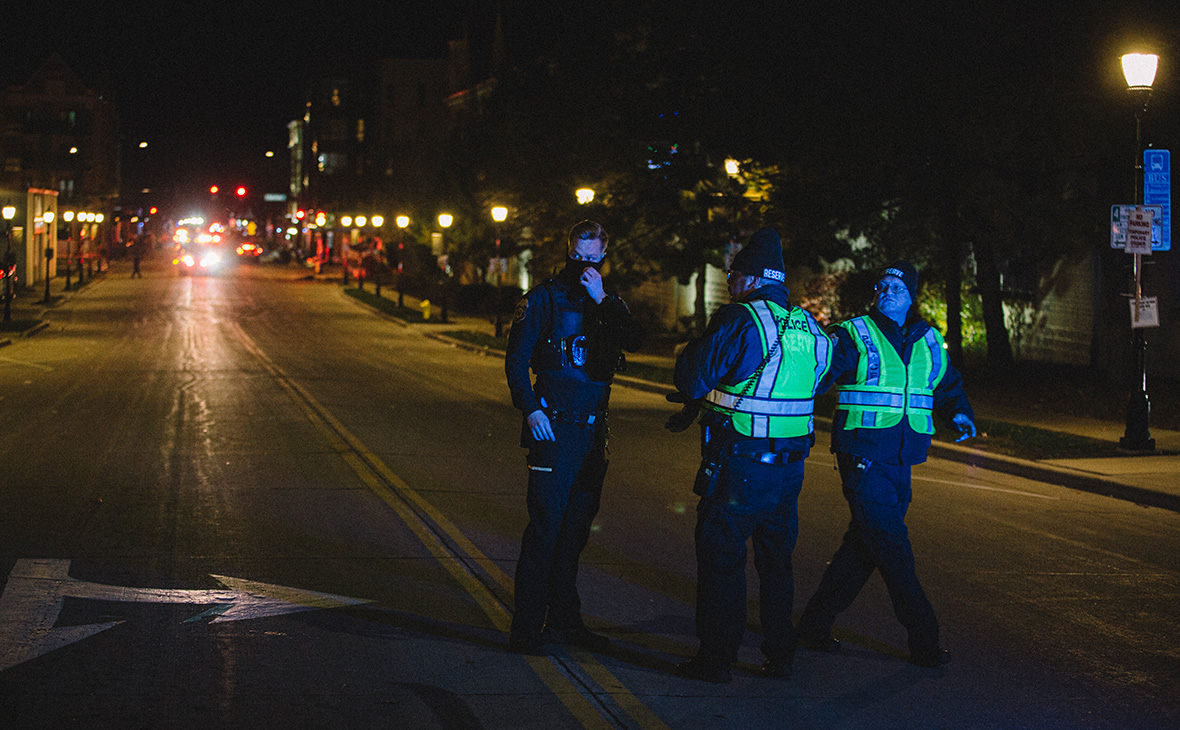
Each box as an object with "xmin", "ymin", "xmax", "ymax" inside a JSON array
[{"xmin": 0, "ymin": 259, "xmax": 1176, "ymax": 729}]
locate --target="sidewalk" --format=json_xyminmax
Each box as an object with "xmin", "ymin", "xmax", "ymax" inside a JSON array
[
  {"xmin": 0, "ymin": 259, "xmax": 109, "ymax": 346},
  {"xmin": 333, "ymin": 275, "xmax": 1180, "ymax": 514}
]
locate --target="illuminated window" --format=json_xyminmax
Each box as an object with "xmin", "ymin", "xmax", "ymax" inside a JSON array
[
  {"xmin": 356, "ymin": 119, "xmax": 365, "ymax": 142},
  {"xmin": 331, "ymin": 88, "xmax": 341, "ymax": 106}
]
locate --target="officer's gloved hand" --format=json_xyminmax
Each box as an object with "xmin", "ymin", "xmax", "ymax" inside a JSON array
[
  {"xmin": 664, "ymin": 393, "xmax": 700, "ymax": 433},
  {"xmin": 952, "ymin": 413, "xmax": 977, "ymax": 442}
]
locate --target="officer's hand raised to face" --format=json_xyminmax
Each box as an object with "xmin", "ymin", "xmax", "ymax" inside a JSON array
[
  {"xmin": 580, "ymin": 267, "xmax": 606, "ymax": 304},
  {"xmin": 527, "ymin": 409, "xmax": 556, "ymax": 441}
]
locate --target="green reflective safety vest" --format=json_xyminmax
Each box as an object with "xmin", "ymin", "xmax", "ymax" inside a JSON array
[
  {"xmin": 835, "ymin": 316, "xmax": 947, "ymax": 435},
  {"xmin": 702, "ymin": 300, "xmax": 832, "ymax": 438}
]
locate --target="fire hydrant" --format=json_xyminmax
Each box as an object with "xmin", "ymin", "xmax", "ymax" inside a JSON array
[{"xmin": 419, "ymin": 299, "xmax": 431, "ymax": 321}]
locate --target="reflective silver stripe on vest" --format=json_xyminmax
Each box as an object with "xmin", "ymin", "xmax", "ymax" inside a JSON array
[
  {"xmin": 849, "ymin": 318, "xmax": 881, "ymax": 386},
  {"xmin": 705, "ymin": 389, "xmax": 815, "ymax": 415},
  {"xmin": 848, "ymin": 318, "xmax": 880, "ymax": 426},
  {"xmin": 924, "ymin": 329, "xmax": 943, "ymax": 390},
  {"xmin": 837, "ymin": 390, "xmax": 905, "ymax": 408},
  {"xmin": 909, "ymin": 393, "xmax": 934, "ymax": 411},
  {"xmin": 747, "ymin": 301, "xmax": 782, "ymax": 399}
]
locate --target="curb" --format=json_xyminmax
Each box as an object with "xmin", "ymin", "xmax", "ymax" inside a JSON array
[{"xmin": 926, "ymin": 439, "xmax": 1180, "ymax": 513}]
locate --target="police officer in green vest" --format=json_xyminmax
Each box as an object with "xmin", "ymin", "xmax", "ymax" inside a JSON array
[
  {"xmin": 796, "ymin": 260, "xmax": 975, "ymax": 668},
  {"xmin": 669, "ymin": 227, "xmax": 832, "ymax": 683}
]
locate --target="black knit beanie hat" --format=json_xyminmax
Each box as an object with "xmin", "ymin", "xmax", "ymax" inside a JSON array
[
  {"xmin": 731, "ymin": 227, "xmax": 786, "ymax": 282},
  {"xmin": 880, "ymin": 260, "xmax": 919, "ymax": 301}
]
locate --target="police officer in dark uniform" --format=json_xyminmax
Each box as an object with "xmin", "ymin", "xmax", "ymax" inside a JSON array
[
  {"xmin": 668, "ymin": 227, "xmax": 832, "ymax": 683},
  {"xmin": 796, "ymin": 260, "xmax": 975, "ymax": 668},
  {"xmin": 505, "ymin": 220, "xmax": 645, "ymax": 655}
]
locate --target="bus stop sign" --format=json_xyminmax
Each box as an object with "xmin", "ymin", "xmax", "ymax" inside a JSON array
[{"xmin": 1144, "ymin": 149, "xmax": 1171, "ymax": 251}]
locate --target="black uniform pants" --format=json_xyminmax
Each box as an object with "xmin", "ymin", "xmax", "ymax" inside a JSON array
[
  {"xmin": 511, "ymin": 420, "xmax": 607, "ymax": 638},
  {"xmin": 797, "ymin": 453, "xmax": 940, "ymax": 654},
  {"xmin": 694, "ymin": 455, "xmax": 804, "ymax": 664}
]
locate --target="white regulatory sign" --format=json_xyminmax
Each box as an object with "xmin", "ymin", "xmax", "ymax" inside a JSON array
[
  {"xmin": 1126, "ymin": 208, "xmax": 1154, "ymax": 254},
  {"xmin": 1111, "ymin": 205, "xmax": 1164, "ymax": 250},
  {"xmin": 1131, "ymin": 297, "xmax": 1160, "ymax": 329}
]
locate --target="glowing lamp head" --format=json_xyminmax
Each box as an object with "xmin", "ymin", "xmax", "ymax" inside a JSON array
[
  {"xmin": 1122, "ymin": 53, "xmax": 1159, "ymax": 90},
  {"xmin": 355, "ymin": 215, "xmax": 367, "ymax": 227},
  {"xmin": 340, "ymin": 216, "xmax": 353, "ymax": 227},
  {"xmin": 371, "ymin": 215, "xmax": 384, "ymax": 227},
  {"xmin": 43, "ymin": 211, "xmax": 54, "ymax": 223},
  {"xmin": 1, "ymin": 206, "xmax": 14, "ymax": 221},
  {"xmin": 491, "ymin": 206, "xmax": 508, "ymax": 222},
  {"xmin": 63, "ymin": 211, "xmax": 75, "ymax": 222},
  {"xmin": 724, "ymin": 159, "xmax": 740, "ymax": 175},
  {"xmin": 576, "ymin": 188, "xmax": 595, "ymax": 205},
  {"xmin": 438, "ymin": 213, "xmax": 453, "ymax": 228},
  {"xmin": 396, "ymin": 215, "xmax": 410, "ymax": 228}
]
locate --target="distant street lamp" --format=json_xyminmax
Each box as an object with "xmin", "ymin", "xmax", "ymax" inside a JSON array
[
  {"xmin": 437, "ymin": 214, "xmax": 453, "ymax": 322},
  {"xmin": 42, "ymin": 210, "xmax": 55, "ymax": 304},
  {"xmin": 491, "ymin": 206, "xmax": 508, "ymax": 337},
  {"xmin": 62, "ymin": 211, "xmax": 74, "ymax": 291},
  {"xmin": 2, "ymin": 204, "xmax": 15, "ymax": 322},
  {"xmin": 395, "ymin": 215, "xmax": 409, "ymax": 307},
  {"xmin": 576, "ymin": 188, "xmax": 595, "ymax": 205},
  {"xmin": 1119, "ymin": 51, "xmax": 1159, "ymax": 453}
]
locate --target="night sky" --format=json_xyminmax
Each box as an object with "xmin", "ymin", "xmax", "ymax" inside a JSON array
[{"xmin": 5, "ymin": 1, "xmax": 1180, "ymax": 206}]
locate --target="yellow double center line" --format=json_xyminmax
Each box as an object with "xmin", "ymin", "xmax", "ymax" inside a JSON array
[{"xmin": 232, "ymin": 323, "xmax": 669, "ymax": 730}]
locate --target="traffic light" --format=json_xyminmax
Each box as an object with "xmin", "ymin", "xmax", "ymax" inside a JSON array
[
  {"xmin": 295, "ymin": 209, "xmax": 306, "ymax": 220},
  {"xmin": 236, "ymin": 186, "xmax": 247, "ymax": 197},
  {"xmin": 149, "ymin": 206, "xmax": 158, "ymax": 215},
  {"xmin": 209, "ymin": 185, "xmax": 219, "ymax": 194}
]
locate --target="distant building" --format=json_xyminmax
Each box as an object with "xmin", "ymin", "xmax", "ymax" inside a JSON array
[
  {"xmin": 288, "ymin": 55, "xmax": 449, "ymax": 264},
  {"xmin": 0, "ymin": 54, "xmax": 118, "ymax": 285}
]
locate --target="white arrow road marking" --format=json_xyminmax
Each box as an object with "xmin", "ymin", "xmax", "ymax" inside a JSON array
[{"xmin": 0, "ymin": 558, "xmax": 372, "ymax": 672}]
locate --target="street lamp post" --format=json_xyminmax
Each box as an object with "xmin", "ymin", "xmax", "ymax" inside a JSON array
[
  {"xmin": 371, "ymin": 215, "xmax": 385, "ymax": 297},
  {"xmin": 41, "ymin": 210, "xmax": 55, "ymax": 304},
  {"xmin": 62, "ymin": 211, "xmax": 74, "ymax": 292},
  {"xmin": 1119, "ymin": 52, "xmax": 1159, "ymax": 453},
  {"xmin": 395, "ymin": 215, "xmax": 409, "ymax": 308},
  {"xmin": 491, "ymin": 206, "xmax": 508, "ymax": 337},
  {"xmin": 2, "ymin": 205, "xmax": 15, "ymax": 322},
  {"xmin": 438, "ymin": 213, "xmax": 453, "ymax": 323}
]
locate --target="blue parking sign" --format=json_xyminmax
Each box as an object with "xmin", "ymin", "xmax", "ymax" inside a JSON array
[{"xmin": 1143, "ymin": 149, "xmax": 1171, "ymax": 251}]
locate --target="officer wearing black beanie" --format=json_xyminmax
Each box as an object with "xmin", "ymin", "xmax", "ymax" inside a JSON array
[
  {"xmin": 668, "ymin": 226, "xmax": 833, "ymax": 683},
  {"xmin": 796, "ymin": 258, "xmax": 976, "ymax": 668}
]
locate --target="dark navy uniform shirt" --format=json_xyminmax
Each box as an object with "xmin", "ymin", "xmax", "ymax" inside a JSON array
[{"xmin": 505, "ymin": 276, "xmax": 644, "ymax": 416}]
